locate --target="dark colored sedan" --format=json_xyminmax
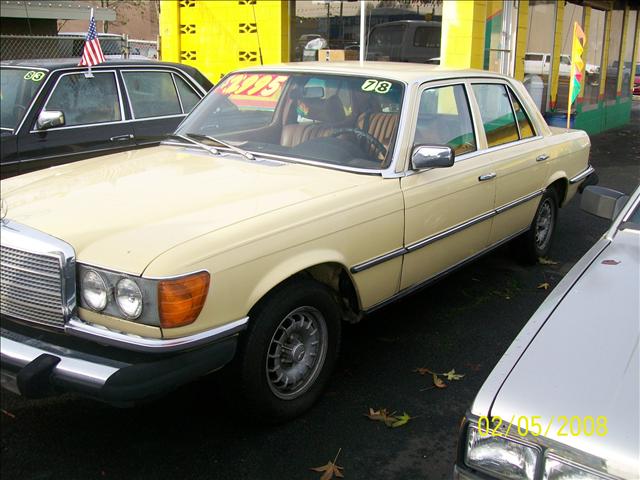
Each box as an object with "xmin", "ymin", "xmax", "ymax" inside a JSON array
[{"xmin": 1, "ymin": 59, "xmax": 212, "ymax": 178}]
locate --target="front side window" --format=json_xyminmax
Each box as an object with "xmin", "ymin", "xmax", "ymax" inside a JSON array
[
  {"xmin": 176, "ymin": 72, "xmax": 404, "ymax": 170},
  {"xmin": 123, "ymin": 71, "xmax": 182, "ymax": 119},
  {"xmin": 472, "ymin": 84, "xmax": 519, "ymax": 148},
  {"xmin": 45, "ymin": 72, "xmax": 121, "ymax": 127},
  {"xmin": 1, "ymin": 68, "xmax": 48, "ymax": 130},
  {"xmin": 413, "ymin": 84, "xmax": 476, "ymax": 156}
]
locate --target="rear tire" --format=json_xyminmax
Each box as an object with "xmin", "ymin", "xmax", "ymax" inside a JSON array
[
  {"xmin": 518, "ymin": 189, "xmax": 558, "ymax": 264},
  {"xmin": 236, "ymin": 278, "xmax": 341, "ymax": 423}
]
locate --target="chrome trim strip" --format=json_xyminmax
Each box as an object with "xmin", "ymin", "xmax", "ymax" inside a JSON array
[
  {"xmin": 65, "ymin": 316, "xmax": 249, "ymax": 353},
  {"xmin": 350, "ymin": 247, "xmax": 406, "ymax": 274},
  {"xmin": 569, "ymin": 165, "xmax": 595, "ymax": 184},
  {"xmin": 495, "ymin": 189, "xmax": 544, "ymax": 214},
  {"xmin": 365, "ymin": 227, "xmax": 529, "ymax": 313},
  {"xmin": 406, "ymin": 210, "xmax": 496, "ymax": 253},
  {"xmin": 352, "ymin": 189, "xmax": 544, "ymax": 273},
  {"xmin": 0, "ymin": 333, "xmax": 122, "ymax": 387}
]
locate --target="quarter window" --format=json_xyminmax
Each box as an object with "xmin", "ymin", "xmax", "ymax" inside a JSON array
[
  {"xmin": 413, "ymin": 84, "xmax": 476, "ymax": 156},
  {"xmin": 123, "ymin": 71, "xmax": 182, "ymax": 119},
  {"xmin": 173, "ymin": 74, "xmax": 201, "ymax": 112},
  {"xmin": 44, "ymin": 72, "xmax": 121, "ymax": 127},
  {"xmin": 508, "ymin": 89, "xmax": 535, "ymax": 139},
  {"xmin": 472, "ymin": 84, "xmax": 519, "ymax": 148}
]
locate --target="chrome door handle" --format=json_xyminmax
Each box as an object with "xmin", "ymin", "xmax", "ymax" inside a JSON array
[
  {"xmin": 478, "ymin": 172, "xmax": 497, "ymax": 182},
  {"xmin": 110, "ymin": 134, "xmax": 134, "ymax": 142},
  {"xmin": 536, "ymin": 154, "xmax": 550, "ymax": 162}
]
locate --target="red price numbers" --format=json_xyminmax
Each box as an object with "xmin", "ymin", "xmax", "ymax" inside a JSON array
[{"xmin": 218, "ymin": 74, "xmax": 288, "ymax": 97}]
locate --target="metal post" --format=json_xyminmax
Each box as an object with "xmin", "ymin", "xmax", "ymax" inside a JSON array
[{"xmin": 359, "ymin": 0, "xmax": 365, "ymax": 63}]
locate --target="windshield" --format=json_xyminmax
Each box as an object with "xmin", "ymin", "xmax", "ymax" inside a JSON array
[
  {"xmin": 176, "ymin": 72, "xmax": 404, "ymax": 170},
  {"xmin": 1, "ymin": 68, "xmax": 47, "ymax": 130}
]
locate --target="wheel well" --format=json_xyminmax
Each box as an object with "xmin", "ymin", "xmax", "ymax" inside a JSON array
[
  {"xmin": 548, "ymin": 178, "xmax": 568, "ymax": 207},
  {"xmin": 249, "ymin": 263, "xmax": 361, "ymax": 322}
]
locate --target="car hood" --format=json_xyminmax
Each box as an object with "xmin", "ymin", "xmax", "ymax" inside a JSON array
[
  {"xmin": 489, "ymin": 230, "xmax": 639, "ymax": 479},
  {"xmin": 1, "ymin": 145, "xmax": 374, "ymax": 275}
]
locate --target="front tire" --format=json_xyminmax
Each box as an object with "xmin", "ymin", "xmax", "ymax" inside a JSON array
[
  {"xmin": 236, "ymin": 278, "xmax": 342, "ymax": 422},
  {"xmin": 519, "ymin": 188, "xmax": 558, "ymax": 264}
]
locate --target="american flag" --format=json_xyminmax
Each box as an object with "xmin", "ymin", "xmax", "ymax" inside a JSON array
[{"xmin": 78, "ymin": 15, "xmax": 106, "ymax": 67}]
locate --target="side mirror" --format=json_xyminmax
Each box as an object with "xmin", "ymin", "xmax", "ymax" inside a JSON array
[
  {"xmin": 580, "ymin": 186, "xmax": 629, "ymax": 221},
  {"xmin": 37, "ymin": 110, "xmax": 65, "ymax": 130},
  {"xmin": 411, "ymin": 145, "xmax": 455, "ymax": 170}
]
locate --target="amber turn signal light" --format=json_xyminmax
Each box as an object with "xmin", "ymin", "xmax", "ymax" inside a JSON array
[{"xmin": 158, "ymin": 271, "xmax": 210, "ymax": 328}]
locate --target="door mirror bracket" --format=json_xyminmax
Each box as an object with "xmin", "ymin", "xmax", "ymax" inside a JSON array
[{"xmin": 37, "ymin": 110, "xmax": 65, "ymax": 130}]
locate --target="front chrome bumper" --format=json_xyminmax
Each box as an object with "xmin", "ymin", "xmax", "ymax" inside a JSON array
[{"xmin": 1, "ymin": 320, "xmax": 241, "ymax": 405}]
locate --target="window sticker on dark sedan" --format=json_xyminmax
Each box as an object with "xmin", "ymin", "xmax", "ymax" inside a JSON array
[{"xmin": 23, "ymin": 71, "xmax": 45, "ymax": 82}]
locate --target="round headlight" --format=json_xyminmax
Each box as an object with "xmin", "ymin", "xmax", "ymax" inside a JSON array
[
  {"xmin": 81, "ymin": 270, "xmax": 108, "ymax": 311},
  {"xmin": 115, "ymin": 278, "xmax": 143, "ymax": 319}
]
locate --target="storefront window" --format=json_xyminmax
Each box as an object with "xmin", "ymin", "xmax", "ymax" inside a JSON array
[
  {"xmin": 524, "ymin": 1, "xmax": 557, "ymax": 115},
  {"xmin": 583, "ymin": 8, "xmax": 606, "ymax": 106},
  {"xmin": 290, "ymin": 0, "xmax": 442, "ymax": 63},
  {"xmin": 620, "ymin": 10, "xmax": 638, "ymax": 97},
  {"xmin": 604, "ymin": 10, "xmax": 624, "ymax": 101},
  {"xmin": 556, "ymin": 2, "xmax": 584, "ymax": 112}
]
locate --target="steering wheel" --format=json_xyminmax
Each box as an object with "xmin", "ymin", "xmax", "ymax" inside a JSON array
[{"xmin": 329, "ymin": 127, "xmax": 388, "ymax": 160}]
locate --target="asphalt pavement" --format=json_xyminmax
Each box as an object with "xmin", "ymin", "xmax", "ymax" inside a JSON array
[{"xmin": 1, "ymin": 101, "xmax": 639, "ymax": 480}]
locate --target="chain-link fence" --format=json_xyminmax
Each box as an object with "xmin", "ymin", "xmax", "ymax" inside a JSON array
[{"xmin": 0, "ymin": 34, "xmax": 157, "ymax": 61}]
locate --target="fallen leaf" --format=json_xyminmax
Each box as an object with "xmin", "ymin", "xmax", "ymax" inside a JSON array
[
  {"xmin": 392, "ymin": 412, "xmax": 412, "ymax": 428},
  {"xmin": 601, "ymin": 259, "xmax": 621, "ymax": 265},
  {"xmin": 311, "ymin": 462, "xmax": 344, "ymax": 480},
  {"xmin": 365, "ymin": 408, "xmax": 397, "ymax": 427},
  {"xmin": 443, "ymin": 369, "xmax": 465, "ymax": 381},
  {"xmin": 433, "ymin": 373, "xmax": 447, "ymax": 389},
  {"xmin": 539, "ymin": 257, "xmax": 559, "ymax": 265},
  {"xmin": 537, "ymin": 282, "xmax": 551, "ymax": 290},
  {"xmin": 311, "ymin": 449, "xmax": 344, "ymax": 480},
  {"xmin": 1, "ymin": 409, "xmax": 15, "ymax": 419},
  {"xmin": 413, "ymin": 367, "xmax": 434, "ymax": 376}
]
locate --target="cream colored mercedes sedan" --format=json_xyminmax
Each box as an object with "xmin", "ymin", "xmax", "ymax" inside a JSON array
[{"xmin": 0, "ymin": 62, "xmax": 595, "ymax": 420}]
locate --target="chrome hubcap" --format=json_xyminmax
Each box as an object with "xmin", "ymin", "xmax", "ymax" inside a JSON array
[
  {"xmin": 535, "ymin": 199, "xmax": 553, "ymax": 248},
  {"xmin": 266, "ymin": 306, "xmax": 328, "ymax": 400}
]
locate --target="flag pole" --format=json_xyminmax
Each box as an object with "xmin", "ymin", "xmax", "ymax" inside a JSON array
[
  {"xmin": 87, "ymin": 8, "xmax": 94, "ymax": 78},
  {"xmin": 567, "ymin": 22, "xmax": 574, "ymax": 130}
]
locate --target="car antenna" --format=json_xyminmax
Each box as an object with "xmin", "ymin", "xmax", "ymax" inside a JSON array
[{"xmin": 251, "ymin": 4, "xmax": 264, "ymax": 65}]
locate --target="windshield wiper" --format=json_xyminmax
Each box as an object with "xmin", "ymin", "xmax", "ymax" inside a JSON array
[{"xmin": 185, "ymin": 133, "xmax": 255, "ymax": 161}]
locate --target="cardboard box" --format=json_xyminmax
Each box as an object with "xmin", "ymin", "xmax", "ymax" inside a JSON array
[{"xmin": 318, "ymin": 49, "xmax": 359, "ymax": 62}]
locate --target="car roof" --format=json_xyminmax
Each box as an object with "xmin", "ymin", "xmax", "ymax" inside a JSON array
[
  {"xmin": 1, "ymin": 58, "xmax": 213, "ymax": 89},
  {"xmin": 1, "ymin": 58, "xmax": 190, "ymax": 71},
  {"xmin": 235, "ymin": 61, "xmax": 511, "ymax": 84}
]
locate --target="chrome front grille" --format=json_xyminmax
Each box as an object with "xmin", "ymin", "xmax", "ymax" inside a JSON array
[
  {"xmin": 0, "ymin": 245, "xmax": 65, "ymax": 328},
  {"xmin": 0, "ymin": 220, "xmax": 76, "ymax": 329}
]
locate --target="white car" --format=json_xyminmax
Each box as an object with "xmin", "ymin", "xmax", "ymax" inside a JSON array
[
  {"xmin": 524, "ymin": 52, "xmax": 599, "ymax": 78},
  {"xmin": 454, "ymin": 184, "xmax": 640, "ymax": 480}
]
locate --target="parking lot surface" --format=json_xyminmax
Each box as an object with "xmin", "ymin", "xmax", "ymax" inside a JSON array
[{"xmin": 1, "ymin": 102, "xmax": 638, "ymax": 480}]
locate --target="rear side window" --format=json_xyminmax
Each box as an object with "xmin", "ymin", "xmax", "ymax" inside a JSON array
[
  {"xmin": 413, "ymin": 27, "xmax": 440, "ymax": 48},
  {"xmin": 413, "ymin": 84, "xmax": 476, "ymax": 156},
  {"xmin": 174, "ymin": 74, "xmax": 200, "ymax": 112},
  {"xmin": 508, "ymin": 89, "xmax": 535, "ymax": 139},
  {"xmin": 472, "ymin": 84, "xmax": 519, "ymax": 148},
  {"xmin": 123, "ymin": 71, "xmax": 181, "ymax": 119},
  {"xmin": 45, "ymin": 72, "xmax": 121, "ymax": 127}
]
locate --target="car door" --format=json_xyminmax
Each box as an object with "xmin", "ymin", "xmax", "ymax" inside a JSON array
[
  {"xmin": 400, "ymin": 81, "xmax": 496, "ymax": 290},
  {"xmin": 17, "ymin": 69, "xmax": 134, "ymax": 175},
  {"xmin": 469, "ymin": 82, "xmax": 550, "ymax": 245},
  {"xmin": 121, "ymin": 69, "xmax": 203, "ymax": 146}
]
